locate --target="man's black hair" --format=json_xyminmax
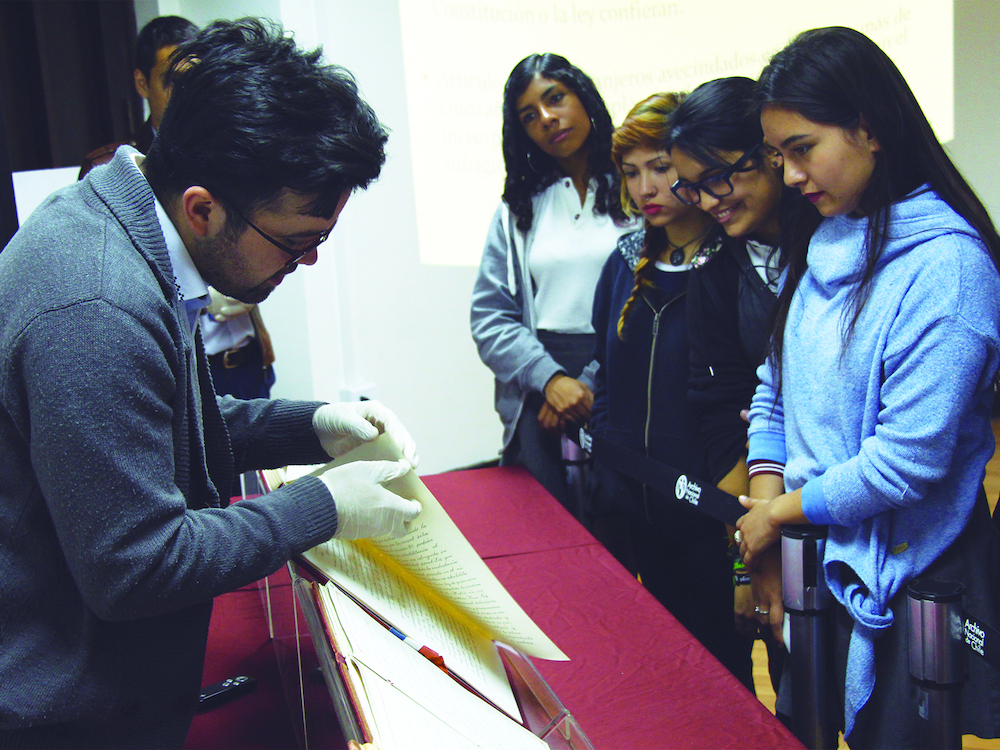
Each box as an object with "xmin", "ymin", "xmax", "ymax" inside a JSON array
[
  {"xmin": 143, "ymin": 18, "xmax": 388, "ymax": 221},
  {"xmin": 135, "ymin": 15, "xmax": 198, "ymax": 80}
]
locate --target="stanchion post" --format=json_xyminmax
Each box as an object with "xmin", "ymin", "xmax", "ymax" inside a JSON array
[
  {"xmin": 782, "ymin": 524, "xmax": 833, "ymax": 750},
  {"xmin": 561, "ymin": 433, "xmax": 589, "ymax": 523},
  {"xmin": 907, "ymin": 578, "xmax": 965, "ymax": 750}
]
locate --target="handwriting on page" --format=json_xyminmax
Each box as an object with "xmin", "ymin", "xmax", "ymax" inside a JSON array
[
  {"xmin": 372, "ymin": 527, "xmax": 522, "ymax": 640},
  {"xmin": 304, "ymin": 432, "xmax": 568, "ymax": 661},
  {"xmin": 309, "ymin": 537, "xmax": 516, "ymax": 716}
]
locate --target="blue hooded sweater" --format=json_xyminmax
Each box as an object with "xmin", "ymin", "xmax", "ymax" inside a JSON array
[{"xmin": 748, "ymin": 187, "xmax": 1000, "ymax": 736}]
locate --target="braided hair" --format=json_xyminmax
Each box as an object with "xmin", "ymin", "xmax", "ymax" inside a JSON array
[{"xmin": 610, "ymin": 92, "xmax": 684, "ymax": 339}]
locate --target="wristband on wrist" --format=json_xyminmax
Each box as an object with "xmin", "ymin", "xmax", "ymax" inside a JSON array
[
  {"xmin": 729, "ymin": 537, "xmax": 748, "ymax": 586},
  {"xmin": 748, "ymin": 458, "xmax": 785, "ymax": 479}
]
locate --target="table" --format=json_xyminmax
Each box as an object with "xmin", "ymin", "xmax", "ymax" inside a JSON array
[
  {"xmin": 265, "ymin": 465, "xmax": 802, "ymax": 750},
  {"xmin": 423, "ymin": 466, "xmax": 802, "ymax": 750}
]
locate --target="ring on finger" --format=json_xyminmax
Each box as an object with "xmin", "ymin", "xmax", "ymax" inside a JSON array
[{"xmin": 734, "ymin": 530, "xmax": 743, "ymax": 544}]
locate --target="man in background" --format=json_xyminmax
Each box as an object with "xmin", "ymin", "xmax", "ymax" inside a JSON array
[
  {"xmin": 0, "ymin": 19, "xmax": 420, "ymax": 748},
  {"xmin": 78, "ymin": 15, "xmax": 198, "ymax": 177}
]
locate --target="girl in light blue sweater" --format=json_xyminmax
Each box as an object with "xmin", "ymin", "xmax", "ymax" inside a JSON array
[{"xmin": 736, "ymin": 27, "xmax": 1000, "ymax": 747}]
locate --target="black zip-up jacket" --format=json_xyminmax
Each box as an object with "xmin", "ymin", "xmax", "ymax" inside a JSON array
[
  {"xmin": 687, "ymin": 236, "xmax": 778, "ymax": 483},
  {"xmin": 589, "ymin": 227, "xmax": 711, "ymax": 520}
]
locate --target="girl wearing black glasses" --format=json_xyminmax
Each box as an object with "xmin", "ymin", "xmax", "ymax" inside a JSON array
[
  {"xmin": 588, "ymin": 92, "xmax": 753, "ymax": 689},
  {"xmin": 665, "ymin": 77, "xmax": 809, "ymax": 659},
  {"xmin": 470, "ymin": 54, "xmax": 635, "ymax": 518},
  {"xmin": 737, "ymin": 27, "xmax": 1000, "ymax": 747}
]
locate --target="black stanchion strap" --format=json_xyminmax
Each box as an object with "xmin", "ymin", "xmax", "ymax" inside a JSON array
[
  {"xmin": 963, "ymin": 611, "xmax": 1000, "ymax": 672},
  {"xmin": 576, "ymin": 427, "xmax": 745, "ymax": 527},
  {"xmin": 577, "ymin": 427, "xmax": 1000, "ymax": 674}
]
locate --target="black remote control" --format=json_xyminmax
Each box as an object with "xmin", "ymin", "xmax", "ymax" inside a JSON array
[{"xmin": 196, "ymin": 675, "xmax": 258, "ymax": 713}]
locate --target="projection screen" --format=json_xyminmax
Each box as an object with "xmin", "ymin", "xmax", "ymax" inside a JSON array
[{"xmin": 398, "ymin": 0, "xmax": 953, "ymax": 266}]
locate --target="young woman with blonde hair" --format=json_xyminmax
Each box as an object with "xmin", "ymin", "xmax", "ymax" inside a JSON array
[{"xmin": 589, "ymin": 92, "xmax": 753, "ymax": 689}]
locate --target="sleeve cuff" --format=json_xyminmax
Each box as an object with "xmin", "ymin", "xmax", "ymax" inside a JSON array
[
  {"xmin": 748, "ymin": 458, "xmax": 784, "ymax": 480},
  {"xmin": 527, "ymin": 358, "xmax": 565, "ymax": 395},
  {"xmin": 800, "ymin": 476, "xmax": 834, "ymax": 525},
  {"xmin": 747, "ymin": 430, "xmax": 786, "ymax": 465},
  {"xmin": 577, "ymin": 358, "xmax": 599, "ymax": 390}
]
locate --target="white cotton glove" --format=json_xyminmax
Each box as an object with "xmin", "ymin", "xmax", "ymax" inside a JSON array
[
  {"xmin": 205, "ymin": 287, "xmax": 254, "ymax": 322},
  {"xmin": 319, "ymin": 459, "xmax": 422, "ymax": 540},
  {"xmin": 312, "ymin": 401, "xmax": 419, "ymax": 468}
]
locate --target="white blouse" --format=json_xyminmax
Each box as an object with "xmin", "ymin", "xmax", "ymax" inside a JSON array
[{"xmin": 528, "ymin": 178, "xmax": 637, "ymax": 333}]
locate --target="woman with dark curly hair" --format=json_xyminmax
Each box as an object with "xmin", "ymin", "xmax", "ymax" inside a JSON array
[{"xmin": 470, "ymin": 53, "xmax": 635, "ymax": 515}]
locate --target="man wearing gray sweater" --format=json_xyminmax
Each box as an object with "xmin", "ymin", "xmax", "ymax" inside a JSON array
[{"xmin": 0, "ymin": 19, "xmax": 419, "ymax": 748}]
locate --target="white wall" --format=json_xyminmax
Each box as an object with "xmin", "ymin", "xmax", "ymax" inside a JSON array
[
  {"xmin": 135, "ymin": 0, "xmax": 502, "ymax": 475},
  {"xmin": 118, "ymin": 0, "xmax": 1000, "ymax": 475},
  {"xmin": 950, "ymin": 0, "xmax": 1000, "ymax": 223}
]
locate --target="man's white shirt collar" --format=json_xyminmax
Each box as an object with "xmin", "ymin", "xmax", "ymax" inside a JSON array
[
  {"xmin": 153, "ymin": 199, "xmax": 209, "ymax": 305},
  {"xmin": 128, "ymin": 152, "xmax": 209, "ymax": 305}
]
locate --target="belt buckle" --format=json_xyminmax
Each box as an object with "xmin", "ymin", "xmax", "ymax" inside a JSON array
[{"xmin": 222, "ymin": 347, "xmax": 240, "ymax": 369}]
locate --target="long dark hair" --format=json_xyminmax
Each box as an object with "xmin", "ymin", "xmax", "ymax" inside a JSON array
[
  {"xmin": 667, "ymin": 76, "xmax": 808, "ymax": 295},
  {"xmin": 755, "ymin": 26, "xmax": 1000, "ymax": 374},
  {"xmin": 668, "ymin": 77, "xmax": 764, "ymax": 173},
  {"xmin": 501, "ymin": 53, "xmax": 626, "ymax": 232}
]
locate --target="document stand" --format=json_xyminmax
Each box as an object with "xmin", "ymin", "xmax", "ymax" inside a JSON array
[
  {"xmin": 257, "ymin": 563, "xmax": 347, "ymax": 748},
  {"xmin": 259, "ymin": 560, "xmax": 594, "ymax": 749},
  {"xmin": 496, "ymin": 643, "xmax": 592, "ymax": 749}
]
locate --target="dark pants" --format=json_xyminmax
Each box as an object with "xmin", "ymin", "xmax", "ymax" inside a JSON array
[
  {"xmin": 207, "ymin": 338, "xmax": 275, "ymax": 401},
  {"xmin": 501, "ymin": 331, "xmax": 594, "ymax": 513},
  {"xmin": 777, "ymin": 489, "xmax": 1000, "ymax": 748},
  {"xmin": 502, "ymin": 391, "xmax": 570, "ymax": 507},
  {"xmin": 629, "ymin": 494, "xmax": 755, "ymax": 693},
  {"xmin": 501, "ymin": 331, "xmax": 637, "ymax": 572}
]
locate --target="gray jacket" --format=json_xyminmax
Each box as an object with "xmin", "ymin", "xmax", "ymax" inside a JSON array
[
  {"xmin": 0, "ymin": 147, "xmax": 335, "ymax": 746},
  {"xmin": 470, "ymin": 200, "xmax": 601, "ymax": 450}
]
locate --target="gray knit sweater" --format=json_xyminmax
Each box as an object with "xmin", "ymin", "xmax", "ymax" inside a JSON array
[{"xmin": 0, "ymin": 148, "xmax": 337, "ymax": 747}]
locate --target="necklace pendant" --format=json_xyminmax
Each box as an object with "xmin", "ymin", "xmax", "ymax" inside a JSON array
[{"xmin": 669, "ymin": 248, "xmax": 685, "ymax": 266}]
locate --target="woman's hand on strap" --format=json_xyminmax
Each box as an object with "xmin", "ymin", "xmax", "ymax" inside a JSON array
[{"xmin": 543, "ymin": 374, "xmax": 593, "ymax": 424}]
